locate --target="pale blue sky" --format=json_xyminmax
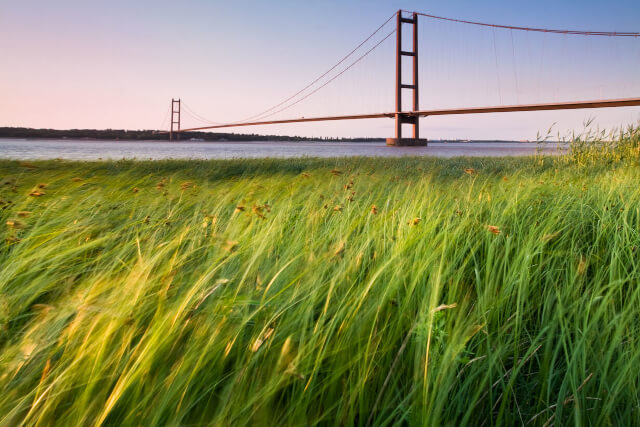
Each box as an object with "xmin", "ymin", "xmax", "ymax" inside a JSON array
[{"xmin": 1, "ymin": 0, "xmax": 639, "ymax": 139}]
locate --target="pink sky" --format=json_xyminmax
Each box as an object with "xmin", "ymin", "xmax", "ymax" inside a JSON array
[{"xmin": 1, "ymin": 0, "xmax": 639, "ymax": 140}]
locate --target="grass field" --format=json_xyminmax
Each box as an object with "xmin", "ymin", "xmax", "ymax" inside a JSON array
[{"xmin": 1, "ymin": 127, "xmax": 639, "ymax": 425}]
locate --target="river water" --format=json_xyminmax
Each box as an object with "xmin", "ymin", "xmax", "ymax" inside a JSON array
[{"xmin": 0, "ymin": 139, "xmax": 565, "ymax": 160}]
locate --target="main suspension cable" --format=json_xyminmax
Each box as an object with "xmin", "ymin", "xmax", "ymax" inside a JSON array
[
  {"xmin": 181, "ymin": 101, "xmax": 227, "ymax": 125},
  {"xmin": 158, "ymin": 105, "xmax": 171, "ymax": 131},
  {"xmin": 184, "ymin": 11, "xmax": 398, "ymax": 126},
  {"xmin": 410, "ymin": 10, "xmax": 640, "ymax": 37},
  {"xmin": 243, "ymin": 29, "xmax": 396, "ymax": 123},
  {"xmin": 233, "ymin": 11, "xmax": 398, "ymax": 124}
]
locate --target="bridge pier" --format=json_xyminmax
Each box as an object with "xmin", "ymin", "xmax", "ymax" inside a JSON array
[
  {"xmin": 387, "ymin": 11, "xmax": 427, "ymax": 147},
  {"xmin": 387, "ymin": 138, "xmax": 427, "ymax": 147},
  {"xmin": 386, "ymin": 137, "xmax": 428, "ymax": 146}
]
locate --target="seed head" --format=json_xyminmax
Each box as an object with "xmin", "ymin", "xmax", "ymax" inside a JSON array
[
  {"xmin": 6, "ymin": 220, "xmax": 24, "ymax": 229},
  {"xmin": 486, "ymin": 225, "xmax": 501, "ymax": 235}
]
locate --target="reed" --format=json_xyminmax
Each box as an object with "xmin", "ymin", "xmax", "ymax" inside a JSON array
[{"xmin": 0, "ymin": 127, "xmax": 638, "ymax": 425}]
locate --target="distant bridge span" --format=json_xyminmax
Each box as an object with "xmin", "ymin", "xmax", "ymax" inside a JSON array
[
  {"xmin": 163, "ymin": 10, "xmax": 640, "ymax": 145},
  {"xmin": 175, "ymin": 97, "xmax": 640, "ymax": 132}
]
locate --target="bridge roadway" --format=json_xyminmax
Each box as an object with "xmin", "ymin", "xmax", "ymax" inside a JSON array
[{"xmin": 172, "ymin": 98, "xmax": 640, "ymax": 133}]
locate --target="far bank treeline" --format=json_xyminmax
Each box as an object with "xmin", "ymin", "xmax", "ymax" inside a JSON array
[{"xmin": 0, "ymin": 127, "xmax": 384, "ymax": 143}]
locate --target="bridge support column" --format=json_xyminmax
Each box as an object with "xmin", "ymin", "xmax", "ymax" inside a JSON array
[
  {"xmin": 386, "ymin": 11, "xmax": 427, "ymax": 146},
  {"xmin": 170, "ymin": 98, "xmax": 181, "ymax": 141}
]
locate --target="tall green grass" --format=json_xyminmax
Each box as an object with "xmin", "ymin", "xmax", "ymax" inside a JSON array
[{"xmin": 0, "ymin": 127, "xmax": 639, "ymax": 425}]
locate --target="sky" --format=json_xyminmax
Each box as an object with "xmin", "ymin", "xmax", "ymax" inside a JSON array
[{"xmin": 1, "ymin": 0, "xmax": 639, "ymax": 140}]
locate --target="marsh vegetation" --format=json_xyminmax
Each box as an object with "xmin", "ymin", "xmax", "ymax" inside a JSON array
[{"xmin": 0, "ymin": 126, "xmax": 639, "ymax": 425}]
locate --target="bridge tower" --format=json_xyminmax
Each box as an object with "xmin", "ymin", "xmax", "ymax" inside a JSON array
[
  {"xmin": 169, "ymin": 98, "xmax": 181, "ymax": 141},
  {"xmin": 386, "ymin": 11, "xmax": 427, "ymax": 146}
]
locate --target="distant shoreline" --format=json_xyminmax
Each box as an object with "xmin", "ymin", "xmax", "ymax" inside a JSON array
[
  {"xmin": 0, "ymin": 127, "xmax": 539, "ymax": 144},
  {"xmin": 0, "ymin": 137, "xmax": 542, "ymax": 144},
  {"xmin": 0, "ymin": 127, "xmax": 383, "ymax": 143}
]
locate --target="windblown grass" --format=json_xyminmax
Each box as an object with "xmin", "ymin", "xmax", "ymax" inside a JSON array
[{"xmin": 0, "ymin": 126, "xmax": 639, "ymax": 425}]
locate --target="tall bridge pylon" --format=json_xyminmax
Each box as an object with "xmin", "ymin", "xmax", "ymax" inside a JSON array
[
  {"xmin": 387, "ymin": 11, "xmax": 428, "ymax": 146},
  {"xmin": 170, "ymin": 98, "xmax": 181, "ymax": 141}
]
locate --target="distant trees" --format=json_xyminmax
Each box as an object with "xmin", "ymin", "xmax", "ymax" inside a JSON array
[{"xmin": 0, "ymin": 127, "xmax": 384, "ymax": 143}]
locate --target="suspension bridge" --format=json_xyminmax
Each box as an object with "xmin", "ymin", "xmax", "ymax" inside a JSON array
[{"xmin": 162, "ymin": 10, "xmax": 640, "ymax": 145}]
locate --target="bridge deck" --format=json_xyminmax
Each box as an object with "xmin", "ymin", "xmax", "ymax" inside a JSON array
[{"xmin": 171, "ymin": 98, "xmax": 640, "ymax": 133}]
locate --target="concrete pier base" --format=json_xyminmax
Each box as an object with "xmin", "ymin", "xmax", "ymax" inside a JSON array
[{"xmin": 385, "ymin": 138, "xmax": 428, "ymax": 146}]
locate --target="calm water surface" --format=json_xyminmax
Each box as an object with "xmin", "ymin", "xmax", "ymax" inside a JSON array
[{"xmin": 0, "ymin": 139, "xmax": 565, "ymax": 160}]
